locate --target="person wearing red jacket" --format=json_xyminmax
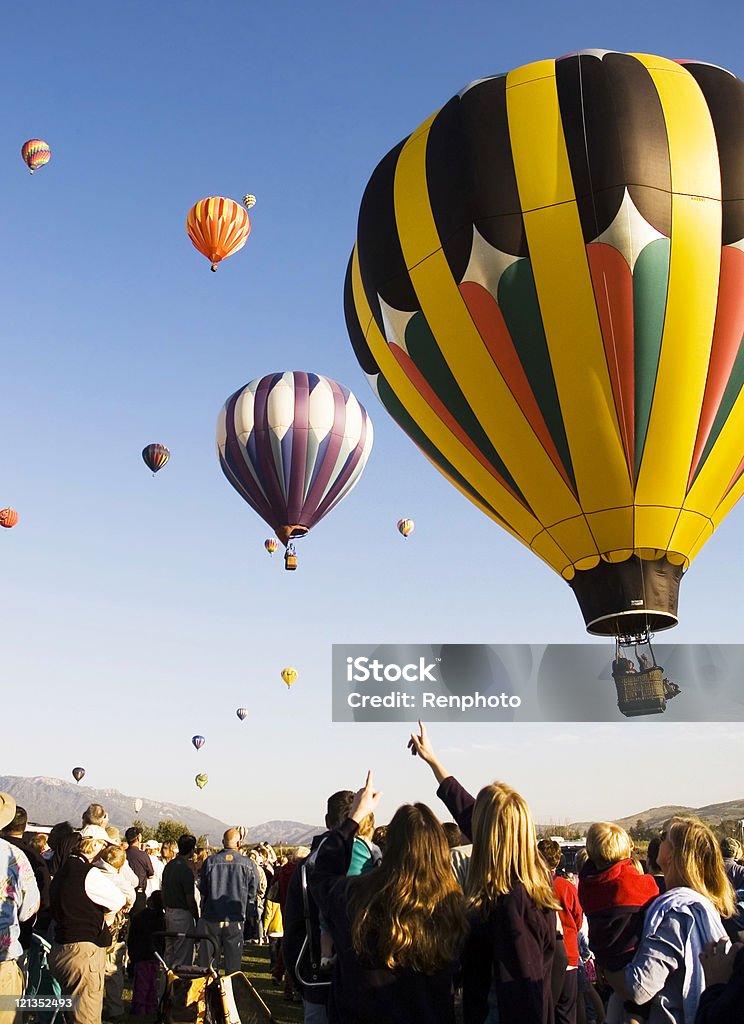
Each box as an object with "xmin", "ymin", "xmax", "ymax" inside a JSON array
[
  {"xmin": 578, "ymin": 822, "xmax": 659, "ymax": 1024},
  {"xmin": 539, "ymin": 840, "xmax": 584, "ymax": 1024}
]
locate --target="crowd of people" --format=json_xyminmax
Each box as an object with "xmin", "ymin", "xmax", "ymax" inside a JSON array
[
  {"xmin": 0, "ymin": 796, "xmax": 284, "ymax": 1024},
  {"xmin": 1, "ymin": 723, "xmax": 743, "ymax": 1024}
]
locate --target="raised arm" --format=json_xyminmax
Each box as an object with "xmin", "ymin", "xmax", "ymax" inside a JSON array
[
  {"xmin": 408, "ymin": 720, "xmax": 450, "ymax": 783},
  {"xmin": 408, "ymin": 722, "xmax": 476, "ymax": 839}
]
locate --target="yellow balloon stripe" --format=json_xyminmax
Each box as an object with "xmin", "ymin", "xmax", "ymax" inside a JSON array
[
  {"xmin": 665, "ymin": 508, "xmax": 711, "ymax": 560},
  {"xmin": 712, "ymin": 470, "xmax": 744, "ymax": 527},
  {"xmin": 631, "ymin": 56, "xmax": 721, "ymax": 524},
  {"xmin": 392, "ymin": 110, "xmax": 590, "ymax": 541},
  {"xmin": 505, "ymin": 61, "xmax": 633, "ymax": 547},
  {"xmin": 351, "ymin": 249, "xmax": 571, "ymax": 570},
  {"xmin": 682, "ymin": 385, "xmax": 744, "ymax": 522},
  {"xmin": 685, "ymin": 459, "xmax": 744, "ymax": 562},
  {"xmin": 505, "ymin": 58, "xmax": 555, "ymax": 90}
]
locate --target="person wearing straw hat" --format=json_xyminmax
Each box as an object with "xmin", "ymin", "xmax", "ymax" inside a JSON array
[
  {"xmin": 1, "ymin": 803, "xmax": 51, "ymax": 943},
  {"xmin": 0, "ymin": 792, "xmax": 41, "ymax": 1024}
]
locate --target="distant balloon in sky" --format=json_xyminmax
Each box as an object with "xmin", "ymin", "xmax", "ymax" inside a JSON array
[
  {"xmin": 72, "ymin": 767, "xmax": 85, "ymax": 783},
  {"xmin": 0, "ymin": 508, "xmax": 18, "ymax": 529},
  {"xmin": 242, "ymin": 194, "xmax": 256, "ymax": 210},
  {"xmin": 397, "ymin": 518, "xmax": 414, "ymax": 538},
  {"xmin": 191, "ymin": 735, "xmax": 205, "ymax": 751},
  {"xmin": 217, "ymin": 372, "xmax": 374, "ymax": 572},
  {"xmin": 195, "ymin": 773, "xmax": 208, "ymax": 790},
  {"xmin": 264, "ymin": 538, "xmax": 279, "ymax": 556},
  {"xmin": 186, "ymin": 197, "xmax": 251, "ymax": 271},
  {"xmin": 345, "ymin": 50, "xmax": 744, "ymax": 639},
  {"xmin": 281, "ymin": 667, "xmax": 297, "ymax": 688},
  {"xmin": 134, "ymin": 798, "xmax": 143, "ymax": 813},
  {"xmin": 21, "ymin": 139, "xmax": 51, "ymax": 174},
  {"xmin": 142, "ymin": 444, "xmax": 170, "ymax": 474},
  {"xmin": 236, "ymin": 707, "xmax": 248, "ymax": 721}
]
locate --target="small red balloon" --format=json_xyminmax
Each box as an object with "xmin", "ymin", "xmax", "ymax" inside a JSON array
[{"xmin": 0, "ymin": 508, "xmax": 18, "ymax": 528}]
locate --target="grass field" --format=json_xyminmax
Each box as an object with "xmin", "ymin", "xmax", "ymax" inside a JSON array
[{"xmin": 120, "ymin": 945, "xmax": 304, "ymax": 1024}]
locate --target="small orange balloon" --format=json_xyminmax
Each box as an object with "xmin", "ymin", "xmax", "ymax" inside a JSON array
[
  {"xmin": 0, "ymin": 508, "xmax": 18, "ymax": 528},
  {"xmin": 186, "ymin": 197, "xmax": 251, "ymax": 271}
]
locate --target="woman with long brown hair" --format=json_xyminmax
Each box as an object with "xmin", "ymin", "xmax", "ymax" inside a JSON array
[
  {"xmin": 409, "ymin": 721, "xmax": 561, "ymax": 1024},
  {"xmin": 309, "ymin": 771, "xmax": 468, "ymax": 1023},
  {"xmin": 604, "ymin": 817, "xmax": 735, "ymax": 1024}
]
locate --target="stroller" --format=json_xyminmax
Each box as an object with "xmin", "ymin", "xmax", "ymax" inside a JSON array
[{"xmin": 155, "ymin": 931, "xmax": 273, "ymax": 1024}]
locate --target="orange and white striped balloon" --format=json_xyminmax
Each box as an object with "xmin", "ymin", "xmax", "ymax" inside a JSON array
[
  {"xmin": 186, "ymin": 197, "xmax": 251, "ymax": 271},
  {"xmin": 0, "ymin": 508, "xmax": 18, "ymax": 529}
]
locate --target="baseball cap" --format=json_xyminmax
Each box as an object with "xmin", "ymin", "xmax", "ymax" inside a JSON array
[{"xmin": 143, "ymin": 840, "xmax": 161, "ymax": 850}]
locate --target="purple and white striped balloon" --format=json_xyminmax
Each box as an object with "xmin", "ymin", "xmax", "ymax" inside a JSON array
[{"xmin": 217, "ymin": 371, "xmax": 374, "ymax": 544}]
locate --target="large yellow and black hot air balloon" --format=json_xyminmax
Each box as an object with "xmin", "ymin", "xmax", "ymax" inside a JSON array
[{"xmin": 345, "ymin": 51, "xmax": 744, "ymax": 638}]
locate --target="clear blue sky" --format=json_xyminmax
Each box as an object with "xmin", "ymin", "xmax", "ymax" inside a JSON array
[{"xmin": 2, "ymin": 1, "xmax": 742, "ymax": 831}]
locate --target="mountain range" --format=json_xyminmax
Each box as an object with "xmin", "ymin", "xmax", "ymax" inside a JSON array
[
  {"xmin": 2, "ymin": 776, "xmax": 740, "ymax": 846},
  {"xmin": 0, "ymin": 776, "xmax": 320, "ymax": 846},
  {"xmin": 568, "ymin": 797, "xmax": 744, "ymax": 834}
]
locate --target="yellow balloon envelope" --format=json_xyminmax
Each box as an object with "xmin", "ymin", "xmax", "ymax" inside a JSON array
[
  {"xmin": 281, "ymin": 667, "xmax": 298, "ymax": 688},
  {"xmin": 345, "ymin": 51, "xmax": 744, "ymax": 637}
]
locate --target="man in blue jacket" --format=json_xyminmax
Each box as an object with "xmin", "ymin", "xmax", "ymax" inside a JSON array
[{"xmin": 198, "ymin": 829, "xmax": 259, "ymax": 974}]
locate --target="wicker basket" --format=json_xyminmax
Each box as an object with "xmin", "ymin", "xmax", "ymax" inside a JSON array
[{"xmin": 613, "ymin": 667, "xmax": 668, "ymax": 717}]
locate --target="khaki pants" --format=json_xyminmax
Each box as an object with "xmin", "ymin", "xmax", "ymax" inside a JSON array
[
  {"xmin": 0, "ymin": 960, "xmax": 24, "ymax": 1024},
  {"xmin": 49, "ymin": 942, "xmax": 106, "ymax": 1024},
  {"xmin": 104, "ymin": 940, "xmax": 126, "ymax": 1018}
]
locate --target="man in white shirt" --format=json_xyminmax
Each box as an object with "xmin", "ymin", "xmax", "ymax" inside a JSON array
[{"xmin": 49, "ymin": 826, "xmax": 125, "ymax": 1024}]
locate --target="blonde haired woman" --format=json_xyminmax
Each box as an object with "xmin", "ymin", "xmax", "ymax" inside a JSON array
[
  {"xmin": 409, "ymin": 722, "xmax": 560, "ymax": 1024},
  {"xmin": 309, "ymin": 771, "xmax": 468, "ymax": 1023},
  {"xmin": 604, "ymin": 818, "xmax": 736, "ymax": 1024}
]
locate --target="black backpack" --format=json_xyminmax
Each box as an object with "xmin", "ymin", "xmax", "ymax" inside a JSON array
[{"xmin": 293, "ymin": 848, "xmax": 331, "ymax": 991}]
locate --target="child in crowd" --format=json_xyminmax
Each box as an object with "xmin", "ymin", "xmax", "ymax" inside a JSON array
[
  {"xmin": 127, "ymin": 891, "xmax": 165, "ymax": 1016},
  {"xmin": 578, "ymin": 823, "xmax": 660, "ymax": 1024}
]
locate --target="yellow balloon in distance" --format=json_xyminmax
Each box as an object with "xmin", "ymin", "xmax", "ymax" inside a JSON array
[{"xmin": 281, "ymin": 667, "xmax": 298, "ymax": 688}]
